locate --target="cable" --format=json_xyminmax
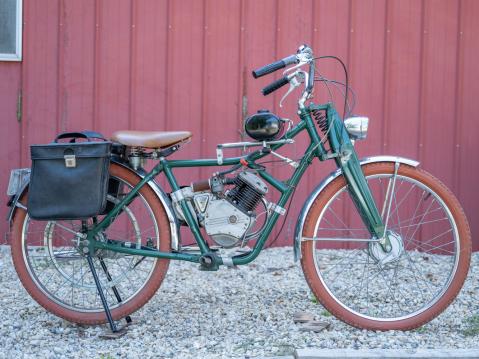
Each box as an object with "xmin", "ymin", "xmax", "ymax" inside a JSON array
[
  {"xmin": 329, "ymin": 78, "xmax": 357, "ymax": 115},
  {"xmin": 314, "ymin": 55, "xmax": 350, "ymax": 119},
  {"xmin": 314, "ymin": 66, "xmax": 335, "ymax": 105},
  {"xmin": 314, "ymin": 77, "xmax": 357, "ymax": 117},
  {"xmin": 316, "ymin": 76, "xmax": 349, "ymax": 115}
]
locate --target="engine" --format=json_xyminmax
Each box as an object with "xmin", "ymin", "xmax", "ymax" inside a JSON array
[
  {"xmin": 205, "ymin": 172, "xmax": 268, "ymax": 247},
  {"xmin": 172, "ymin": 171, "xmax": 268, "ymax": 248},
  {"xmin": 203, "ymin": 196, "xmax": 253, "ymax": 248},
  {"xmin": 226, "ymin": 172, "xmax": 268, "ymax": 213}
]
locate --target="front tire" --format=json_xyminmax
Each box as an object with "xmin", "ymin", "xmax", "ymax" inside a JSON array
[
  {"xmin": 10, "ymin": 163, "xmax": 171, "ymax": 325},
  {"xmin": 301, "ymin": 162, "xmax": 471, "ymax": 330}
]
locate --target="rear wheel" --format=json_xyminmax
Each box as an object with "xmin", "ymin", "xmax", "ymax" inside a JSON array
[
  {"xmin": 301, "ymin": 162, "xmax": 471, "ymax": 330},
  {"xmin": 10, "ymin": 163, "xmax": 171, "ymax": 325}
]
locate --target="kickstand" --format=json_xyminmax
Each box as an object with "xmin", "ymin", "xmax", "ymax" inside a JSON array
[
  {"xmin": 86, "ymin": 255, "xmax": 129, "ymax": 339},
  {"xmin": 99, "ymin": 257, "xmax": 132, "ymax": 326}
]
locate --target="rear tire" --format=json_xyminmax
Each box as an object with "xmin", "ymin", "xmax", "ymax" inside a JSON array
[
  {"xmin": 301, "ymin": 162, "xmax": 471, "ymax": 330},
  {"xmin": 11, "ymin": 163, "xmax": 171, "ymax": 325}
]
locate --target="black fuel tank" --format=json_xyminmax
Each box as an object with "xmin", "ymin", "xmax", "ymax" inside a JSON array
[{"xmin": 244, "ymin": 110, "xmax": 284, "ymax": 141}]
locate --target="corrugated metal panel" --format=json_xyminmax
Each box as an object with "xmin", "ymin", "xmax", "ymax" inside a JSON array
[
  {"xmin": 384, "ymin": 0, "xmax": 422, "ymax": 160},
  {"xmin": 457, "ymin": 0, "xmax": 479, "ymax": 243},
  {"xmin": 1, "ymin": 0, "xmax": 478, "ymax": 248},
  {"xmin": 0, "ymin": 62, "xmax": 21, "ymax": 231}
]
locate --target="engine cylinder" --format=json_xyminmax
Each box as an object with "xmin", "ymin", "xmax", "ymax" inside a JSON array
[{"xmin": 226, "ymin": 171, "xmax": 268, "ymax": 213}]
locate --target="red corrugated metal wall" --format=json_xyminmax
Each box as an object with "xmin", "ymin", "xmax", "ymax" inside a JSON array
[{"xmin": 1, "ymin": 0, "xmax": 478, "ymax": 248}]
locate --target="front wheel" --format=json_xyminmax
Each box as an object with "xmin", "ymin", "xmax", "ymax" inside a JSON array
[
  {"xmin": 10, "ymin": 163, "xmax": 171, "ymax": 325},
  {"xmin": 301, "ymin": 162, "xmax": 471, "ymax": 330}
]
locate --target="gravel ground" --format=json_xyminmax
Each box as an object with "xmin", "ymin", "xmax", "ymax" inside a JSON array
[{"xmin": 0, "ymin": 245, "xmax": 478, "ymax": 359}]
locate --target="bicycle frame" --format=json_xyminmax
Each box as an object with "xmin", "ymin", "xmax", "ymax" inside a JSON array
[{"xmin": 87, "ymin": 102, "xmax": 386, "ymax": 268}]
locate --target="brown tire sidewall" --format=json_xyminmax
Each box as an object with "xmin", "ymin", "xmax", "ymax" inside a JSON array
[
  {"xmin": 300, "ymin": 162, "xmax": 471, "ymax": 330},
  {"xmin": 10, "ymin": 163, "xmax": 171, "ymax": 325}
]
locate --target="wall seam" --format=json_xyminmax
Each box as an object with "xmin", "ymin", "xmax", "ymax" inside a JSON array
[
  {"xmin": 417, "ymin": 0, "xmax": 426, "ymax": 162},
  {"xmin": 127, "ymin": 0, "xmax": 136, "ymax": 130},
  {"xmin": 307, "ymin": 0, "xmax": 317, "ymax": 195},
  {"xmin": 19, "ymin": 0, "xmax": 28, "ymax": 166},
  {"xmin": 452, "ymin": 0, "xmax": 463, "ymax": 197},
  {"xmin": 269, "ymin": 0, "xmax": 280, "ymax": 243},
  {"xmin": 164, "ymin": 0, "xmax": 171, "ymax": 131},
  {"xmin": 92, "ymin": 0, "xmax": 101, "ymax": 130},
  {"xmin": 237, "ymin": 0, "xmax": 245, "ymax": 141},
  {"xmin": 346, "ymin": 0, "xmax": 352, "ymax": 72},
  {"xmin": 381, "ymin": 0, "xmax": 390, "ymax": 155},
  {"xmin": 56, "ymin": 0, "xmax": 64, "ymax": 133},
  {"xmin": 199, "ymin": 0, "xmax": 207, "ymax": 181},
  {"xmin": 343, "ymin": 0, "xmax": 353, "ymax": 248}
]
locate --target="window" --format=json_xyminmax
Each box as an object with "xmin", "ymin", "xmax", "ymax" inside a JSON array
[{"xmin": 0, "ymin": 0, "xmax": 22, "ymax": 61}]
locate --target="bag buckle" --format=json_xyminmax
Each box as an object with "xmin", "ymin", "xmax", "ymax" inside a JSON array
[{"xmin": 64, "ymin": 154, "xmax": 76, "ymax": 168}]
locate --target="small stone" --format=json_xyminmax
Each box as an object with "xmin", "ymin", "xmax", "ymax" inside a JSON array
[{"xmin": 0, "ymin": 247, "xmax": 477, "ymax": 357}]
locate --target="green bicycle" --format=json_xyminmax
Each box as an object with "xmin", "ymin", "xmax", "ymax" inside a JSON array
[{"xmin": 7, "ymin": 45, "xmax": 471, "ymax": 331}]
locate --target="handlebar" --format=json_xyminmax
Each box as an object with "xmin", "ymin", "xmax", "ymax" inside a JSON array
[
  {"xmin": 252, "ymin": 55, "xmax": 298, "ymax": 78},
  {"xmin": 252, "ymin": 45, "xmax": 315, "ymax": 108},
  {"xmin": 262, "ymin": 76, "xmax": 290, "ymax": 96}
]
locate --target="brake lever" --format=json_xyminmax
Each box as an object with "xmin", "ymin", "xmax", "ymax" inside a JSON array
[
  {"xmin": 279, "ymin": 71, "xmax": 306, "ymax": 108},
  {"xmin": 282, "ymin": 60, "xmax": 308, "ymax": 76}
]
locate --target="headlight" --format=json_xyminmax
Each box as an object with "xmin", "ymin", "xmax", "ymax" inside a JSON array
[{"xmin": 344, "ymin": 116, "xmax": 369, "ymax": 140}]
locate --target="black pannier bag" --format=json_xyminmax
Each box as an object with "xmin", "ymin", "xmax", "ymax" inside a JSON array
[{"xmin": 27, "ymin": 131, "xmax": 112, "ymax": 220}]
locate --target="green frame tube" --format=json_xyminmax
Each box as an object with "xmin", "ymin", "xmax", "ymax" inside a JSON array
[
  {"xmin": 89, "ymin": 102, "xmax": 385, "ymax": 265},
  {"xmin": 321, "ymin": 105, "xmax": 385, "ymax": 238}
]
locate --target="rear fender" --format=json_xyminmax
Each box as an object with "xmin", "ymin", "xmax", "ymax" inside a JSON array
[
  {"xmin": 6, "ymin": 160, "xmax": 181, "ymax": 251},
  {"xmin": 6, "ymin": 179, "xmax": 29, "ymax": 225},
  {"xmin": 293, "ymin": 156, "xmax": 420, "ymax": 261}
]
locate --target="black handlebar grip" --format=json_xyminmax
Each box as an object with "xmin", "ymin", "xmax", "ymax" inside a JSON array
[
  {"xmin": 252, "ymin": 55, "xmax": 297, "ymax": 78},
  {"xmin": 262, "ymin": 76, "xmax": 289, "ymax": 96},
  {"xmin": 252, "ymin": 60, "xmax": 286, "ymax": 79}
]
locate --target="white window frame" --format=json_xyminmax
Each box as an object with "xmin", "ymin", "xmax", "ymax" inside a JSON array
[{"xmin": 0, "ymin": 0, "xmax": 23, "ymax": 61}]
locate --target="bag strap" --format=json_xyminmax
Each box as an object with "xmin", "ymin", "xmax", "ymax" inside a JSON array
[
  {"xmin": 54, "ymin": 131, "xmax": 107, "ymax": 143},
  {"xmin": 80, "ymin": 130, "xmax": 107, "ymax": 140}
]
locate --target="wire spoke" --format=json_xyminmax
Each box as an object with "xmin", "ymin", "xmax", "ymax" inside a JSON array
[
  {"xmin": 20, "ymin": 173, "xmax": 161, "ymax": 313},
  {"xmin": 312, "ymin": 172, "xmax": 459, "ymax": 321}
]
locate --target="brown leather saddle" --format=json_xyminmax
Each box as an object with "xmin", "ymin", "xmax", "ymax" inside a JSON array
[{"xmin": 111, "ymin": 130, "xmax": 192, "ymax": 149}]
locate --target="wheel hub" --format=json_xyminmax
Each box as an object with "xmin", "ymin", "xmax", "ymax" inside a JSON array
[{"xmin": 369, "ymin": 230, "xmax": 404, "ymax": 266}]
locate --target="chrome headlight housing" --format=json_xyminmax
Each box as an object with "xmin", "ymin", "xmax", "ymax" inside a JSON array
[{"xmin": 344, "ymin": 116, "xmax": 369, "ymax": 141}]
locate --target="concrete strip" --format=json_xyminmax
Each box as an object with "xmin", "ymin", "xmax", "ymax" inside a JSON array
[{"xmin": 295, "ymin": 348, "xmax": 479, "ymax": 359}]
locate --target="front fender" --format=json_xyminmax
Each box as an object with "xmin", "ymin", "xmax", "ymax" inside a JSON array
[
  {"xmin": 293, "ymin": 155, "xmax": 420, "ymax": 261},
  {"xmin": 6, "ymin": 160, "xmax": 181, "ymax": 251}
]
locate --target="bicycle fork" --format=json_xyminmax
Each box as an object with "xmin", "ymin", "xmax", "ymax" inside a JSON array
[{"xmin": 326, "ymin": 107, "xmax": 391, "ymax": 250}]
